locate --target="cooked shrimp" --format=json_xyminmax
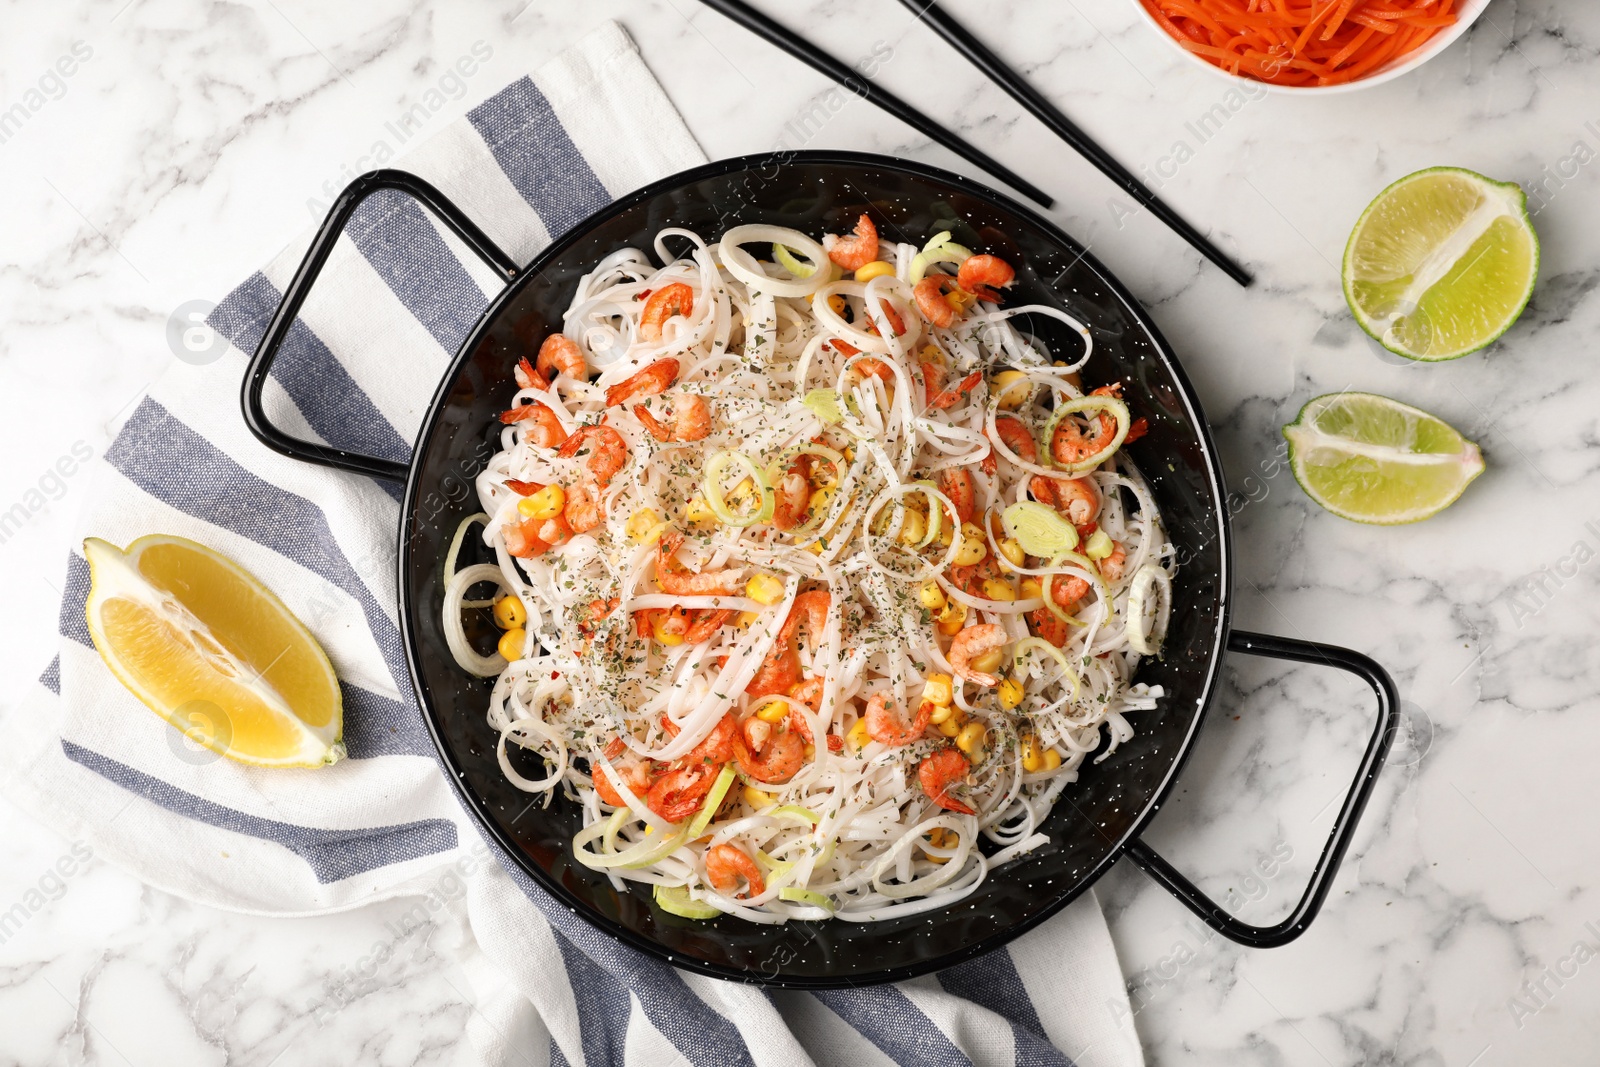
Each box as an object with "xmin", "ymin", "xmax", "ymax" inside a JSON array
[
  {"xmin": 824, "ymin": 213, "xmax": 878, "ymax": 271},
  {"xmin": 639, "ymin": 283, "xmax": 694, "ymax": 343},
  {"xmin": 789, "ymin": 677, "xmax": 825, "ymax": 712},
  {"xmin": 634, "ymin": 393, "xmax": 711, "ymax": 442},
  {"xmin": 1028, "ymin": 606, "xmax": 1069, "ymax": 648},
  {"xmin": 913, "ymin": 275, "xmax": 960, "ymax": 329},
  {"xmin": 957, "ymin": 254, "xmax": 1016, "ymax": 303},
  {"xmin": 606, "ymin": 357, "xmax": 680, "ymax": 408},
  {"xmin": 746, "ymin": 591, "xmax": 829, "ymax": 700},
  {"xmin": 772, "ymin": 468, "xmax": 811, "ymax": 531},
  {"xmin": 503, "ymin": 517, "xmax": 551, "ymax": 559},
  {"xmin": 1097, "ymin": 542, "xmax": 1127, "ymax": 582},
  {"xmin": 558, "ymin": 425, "xmax": 628, "ymax": 485},
  {"xmin": 1047, "ymin": 565, "xmax": 1091, "ymax": 607},
  {"xmin": 660, "ymin": 710, "xmax": 739, "ymax": 767},
  {"xmin": 864, "ymin": 692, "xmax": 933, "ymax": 746},
  {"xmin": 938, "ymin": 468, "xmax": 976, "ymax": 526},
  {"xmin": 871, "ymin": 299, "xmax": 906, "ymax": 338},
  {"xmin": 656, "ymin": 529, "xmax": 746, "ymax": 597},
  {"xmin": 734, "ymin": 715, "xmax": 805, "ymax": 783},
  {"xmin": 536, "ymin": 333, "xmax": 588, "ymax": 384},
  {"xmin": 646, "ymin": 762, "xmax": 719, "ymax": 822},
  {"xmin": 982, "ymin": 415, "xmax": 1038, "ymax": 476},
  {"xmin": 1051, "ymin": 384, "xmax": 1122, "ymax": 468},
  {"xmin": 562, "ymin": 482, "xmax": 606, "ymax": 535},
  {"xmin": 499, "ymin": 400, "xmax": 569, "ymax": 449},
  {"xmin": 1040, "ymin": 477, "xmax": 1099, "ymax": 526},
  {"xmin": 593, "ymin": 753, "xmax": 654, "ymax": 808},
  {"xmin": 927, "ymin": 369, "xmax": 982, "ymax": 411},
  {"xmin": 514, "ymin": 356, "xmax": 542, "ymax": 391},
  {"xmin": 705, "ymin": 843, "xmax": 765, "ymax": 898},
  {"xmin": 919, "ymin": 748, "xmax": 975, "ymax": 815},
  {"xmin": 682, "ymin": 609, "xmax": 736, "ymax": 645},
  {"xmin": 948, "ymin": 623, "xmax": 1008, "ymax": 686}
]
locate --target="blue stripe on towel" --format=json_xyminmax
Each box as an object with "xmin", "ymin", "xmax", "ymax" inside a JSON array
[
  {"xmin": 103, "ymin": 401, "xmax": 416, "ymax": 708},
  {"xmin": 209, "ymin": 272, "xmax": 409, "ymax": 502},
  {"xmin": 347, "ymin": 191, "xmax": 491, "ymax": 353},
  {"xmin": 497, "ymin": 859, "xmax": 754, "ymax": 1067},
  {"xmin": 552, "ymin": 932, "xmax": 634, "ymax": 1067},
  {"xmin": 60, "ymin": 552, "xmax": 91, "ymax": 647},
  {"xmin": 813, "ymin": 986, "xmax": 976, "ymax": 1067},
  {"xmin": 61, "ymin": 741, "xmax": 456, "ymax": 882},
  {"xmin": 548, "ymin": 1037, "xmax": 571, "ymax": 1067},
  {"xmin": 940, "ymin": 952, "xmax": 1070, "ymax": 1067},
  {"xmin": 467, "ymin": 77, "xmax": 611, "ymax": 238},
  {"xmin": 40, "ymin": 655, "xmax": 60, "ymax": 695}
]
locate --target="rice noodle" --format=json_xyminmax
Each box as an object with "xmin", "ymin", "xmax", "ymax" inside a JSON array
[{"xmin": 441, "ymin": 216, "xmax": 1176, "ymax": 923}]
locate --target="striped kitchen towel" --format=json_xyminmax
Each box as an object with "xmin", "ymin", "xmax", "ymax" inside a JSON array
[{"xmin": 0, "ymin": 20, "xmax": 1143, "ymax": 1067}]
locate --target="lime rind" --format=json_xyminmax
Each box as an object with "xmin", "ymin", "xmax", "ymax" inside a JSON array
[
  {"xmin": 1283, "ymin": 392, "xmax": 1485, "ymax": 525},
  {"xmin": 1342, "ymin": 166, "xmax": 1539, "ymax": 362}
]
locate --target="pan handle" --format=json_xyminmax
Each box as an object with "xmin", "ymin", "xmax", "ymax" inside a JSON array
[
  {"xmin": 240, "ymin": 169, "xmax": 520, "ymax": 483},
  {"xmin": 1123, "ymin": 629, "xmax": 1398, "ymax": 948}
]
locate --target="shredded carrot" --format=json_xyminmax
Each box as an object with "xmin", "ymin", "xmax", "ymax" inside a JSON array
[{"xmin": 1142, "ymin": 0, "xmax": 1458, "ymax": 86}]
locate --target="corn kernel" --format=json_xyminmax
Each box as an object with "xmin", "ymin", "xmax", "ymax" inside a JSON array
[
  {"xmin": 652, "ymin": 613, "xmax": 685, "ymax": 645},
  {"xmin": 919, "ymin": 581, "xmax": 947, "ymax": 612},
  {"xmin": 981, "ymin": 578, "xmax": 1016, "ymax": 602},
  {"xmin": 1019, "ymin": 577, "xmax": 1043, "ymax": 601},
  {"xmin": 853, "ymin": 260, "xmax": 894, "ymax": 283},
  {"xmin": 744, "ymin": 784, "xmax": 775, "ymax": 808},
  {"xmin": 737, "ymin": 611, "xmax": 760, "ymax": 627},
  {"xmin": 997, "ymin": 677, "xmax": 1024, "ymax": 710},
  {"xmin": 808, "ymin": 485, "xmax": 837, "ymax": 517},
  {"xmin": 925, "ymin": 827, "xmax": 954, "ymax": 863},
  {"xmin": 826, "ymin": 293, "xmax": 847, "ymax": 316},
  {"xmin": 685, "ymin": 494, "xmax": 715, "ymax": 525},
  {"xmin": 1043, "ymin": 748, "xmax": 1063, "ymax": 771},
  {"xmin": 936, "ymin": 599, "xmax": 968, "ymax": 636},
  {"xmin": 1021, "ymin": 732, "xmax": 1044, "ymax": 772},
  {"xmin": 727, "ymin": 476, "xmax": 758, "ymax": 513},
  {"xmin": 518, "ymin": 483, "xmax": 565, "ymax": 520},
  {"xmin": 993, "ymin": 369, "xmax": 1032, "ymax": 411},
  {"xmin": 626, "ymin": 508, "xmax": 661, "ymax": 542},
  {"xmin": 938, "ymin": 523, "xmax": 954, "ymax": 547},
  {"xmin": 929, "ymin": 702, "xmax": 956, "ymax": 725},
  {"xmin": 1085, "ymin": 529, "xmax": 1113, "ymax": 560},
  {"xmin": 955, "ymin": 721, "xmax": 987, "ymax": 754},
  {"xmin": 805, "ymin": 540, "xmax": 826, "ymax": 555},
  {"xmin": 497, "ymin": 627, "xmax": 526, "ymax": 661},
  {"xmin": 922, "ymin": 673, "xmax": 954, "ymax": 706},
  {"xmin": 998, "ymin": 538, "xmax": 1025, "ymax": 568},
  {"xmin": 804, "ymin": 743, "xmax": 816, "ymax": 759},
  {"xmin": 936, "ymin": 716, "xmax": 962, "ymax": 737},
  {"xmin": 846, "ymin": 717, "xmax": 872, "ymax": 751},
  {"xmin": 953, "ymin": 536, "xmax": 987, "ymax": 567},
  {"xmin": 756, "ymin": 700, "xmax": 790, "ymax": 724},
  {"xmin": 970, "ymin": 647, "xmax": 1005, "ymax": 675},
  {"xmin": 492, "ymin": 595, "xmax": 526, "ymax": 630},
  {"xmin": 747, "ymin": 574, "xmax": 785, "ymax": 605},
  {"xmin": 897, "ymin": 510, "xmax": 927, "ymax": 545}
]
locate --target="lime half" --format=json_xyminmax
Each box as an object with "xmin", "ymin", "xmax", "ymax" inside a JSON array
[
  {"xmin": 1283, "ymin": 393, "xmax": 1484, "ymax": 524},
  {"xmin": 1343, "ymin": 167, "xmax": 1538, "ymax": 361}
]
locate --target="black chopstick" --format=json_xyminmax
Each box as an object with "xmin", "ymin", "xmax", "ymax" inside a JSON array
[
  {"xmin": 896, "ymin": 0, "xmax": 1253, "ymax": 288},
  {"xmin": 697, "ymin": 0, "xmax": 1055, "ymax": 211}
]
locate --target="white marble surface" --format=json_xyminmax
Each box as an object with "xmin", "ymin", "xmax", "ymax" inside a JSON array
[{"xmin": 2, "ymin": 0, "xmax": 1597, "ymax": 1063}]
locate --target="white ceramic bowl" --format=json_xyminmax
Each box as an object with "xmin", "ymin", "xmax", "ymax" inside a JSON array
[{"xmin": 1131, "ymin": 0, "xmax": 1491, "ymax": 95}]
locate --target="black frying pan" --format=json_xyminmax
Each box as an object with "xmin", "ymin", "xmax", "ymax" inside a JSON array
[{"xmin": 242, "ymin": 152, "xmax": 1397, "ymax": 986}]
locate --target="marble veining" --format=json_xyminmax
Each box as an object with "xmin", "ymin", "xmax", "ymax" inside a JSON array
[{"xmin": 2, "ymin": 0, "xmax": 1598, "ymax": 1063}]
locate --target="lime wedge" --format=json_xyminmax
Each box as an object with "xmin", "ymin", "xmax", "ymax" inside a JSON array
[
  {"xmin": 1283, "ymin": 393, "xmax": 1484, "ymax": 524},
  {"xmin": 1343, "ymin": 167, "xmax": 1538, "ymax": 361}
]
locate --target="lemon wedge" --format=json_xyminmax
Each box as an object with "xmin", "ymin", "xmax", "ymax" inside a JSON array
[{"xmin": 83, "ymin": 535, "xmax": 345, "ymax": 767}]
